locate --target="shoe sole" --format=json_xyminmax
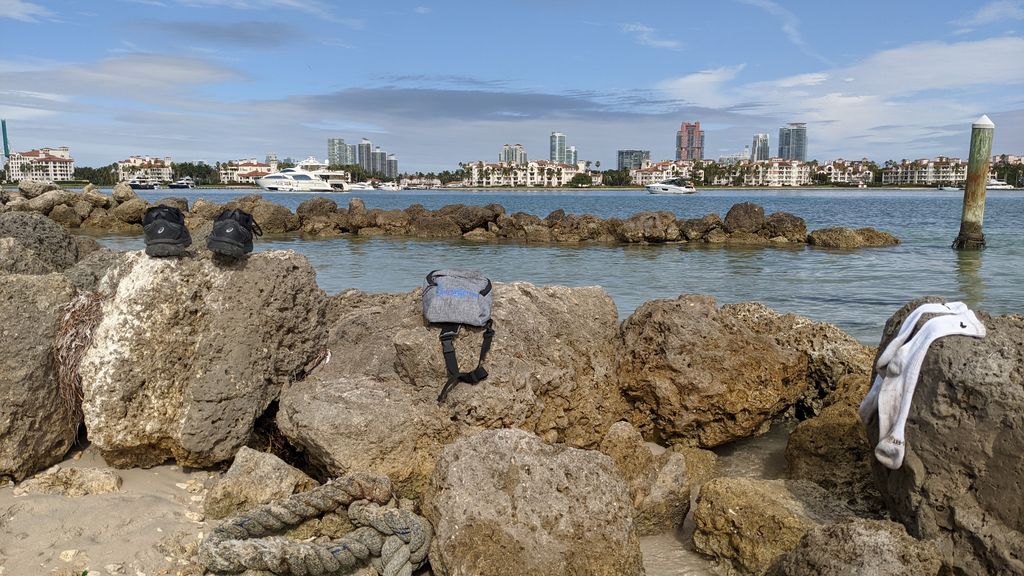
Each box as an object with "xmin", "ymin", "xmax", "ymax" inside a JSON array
[
  {"xmin": 207, "ymin": 238, "xmax": 249, "ymax": 259},
  {"xmin": 145, "ymin": 242, "xmax": 189, "ymax": 257}
]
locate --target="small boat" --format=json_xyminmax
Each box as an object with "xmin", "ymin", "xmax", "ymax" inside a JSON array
[
  {"xmin": 168, "ymin": 176, "xmax": 196, "ymax": 189},
  {"xmin": 127, "ymin": 176, "xmax": 158, "ymax": 190},
  {"xmin": 376, "ymin": 182, "xmax": 399, "ymax": 191},
  {"xmin": 986, "ymin": 177, "xmax": 1015, "ymax": 190},
  {"xmin": 937, "ymin": 185, "xmax": 962, "ymax": 191},
  {"xmin": 646, "ymin": 177, "xmax": 697, "ymax": 195},
  {"xmin": 345, "ymin": 181, "xmax": 376, "ymax": 191},
  {"xmin": 256, "ymin": 167, "xmax": 334, "ymax": 192}
]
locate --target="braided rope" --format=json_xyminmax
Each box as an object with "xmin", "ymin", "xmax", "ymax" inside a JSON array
[{"xmin": 199, "ymin": 472, "xmax": 432, "ymax": 576}]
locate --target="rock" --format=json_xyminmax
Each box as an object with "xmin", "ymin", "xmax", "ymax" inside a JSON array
[
  {"xmin": 346, "ymin": 197, "xmax": 371, "ymax": 229},
  {"xmin": 423, "ymin": 428, "xmax": 644, "ymax": 576},
  {"xmin": 616, "ymin": 211, "xmax": 680, "ymax": 242},
  {"xmin": 725, "ymin": 230, "xmax": 770, "ymax": 245},
  {"xmin": 617, "ymin": 295, "xmax": 806, "ymax": 447},
  {"xmin": 494, "ymin": 212, "xmax": 542, "ymax": 239},
  {"xmin": 78, "ymin": 251, "xmax": 328, "ymax": 468},
  {"xmin": 671, "ymin": 445, "xmax": 718, "ymax": 484},
  {"xmin": 0, "ymin": 274, "xmax": 78, "ymax": 482},
  {"xmin": 62, "ymin": 248, "xmax": 123, "ymax": 292},
  {"xmin": 769, "ymin": 519, "xmax": 943, "ymax": 576},
  {"xmin": 0, "ymin": 237, "xmax": 55, "ymax": 274},
  {"xmin": 599, "ymin": 421, "xmax": 691, "ymax": 535},
  {"xmin": 27, "ymin": 189, "xmax": 75, "ymax": 214},
  {"xmin": 82, "ymin": 183, "xmax": 99, "ymax": 194},
  {"xmin": 808, "ymin": 226, "xmax": 900, "ymax": 249},
  {"xmin": 867, "ymin": 299, "xmax": 1024, "ymax": 575},
  {"xmin": 18, "ymin": 179, "xmax": 60, "ymax": 199},
  {"xmin": 724, "ymin": 202, "xmax": 766, "ymax": 233},
  {"xmin": 13, "ymin": 465, "xmax": 122, "ymax": 496},
  {"xmin": 278, "ymin": 376, "xmax": 458, "ymax": 499},
  {"xmin": 679, "ymin": 213, "xmax": 723, "ymax": 241},
  {"xmin": 764, "ymin": 212, "xmax": 807, "ymax": 243},
  {"xmin": 436, "ymin": 204, "xmax": 500, "ymax": 232},
  {"xmin": 408, "ymin": 215, "xmax": 462, "ymax": 238},
  {"xmin": 203, "ymin": 447, "xmax": 318, "ymax": 520},
  {"xmin": 82, "ymin": 188, "xmax": 112, "ymax": 209},
  {"xmin": 854, "ymin": 226, "xmax": 900, "ymax": 246},
  {"xmin": 462, "ymin": 228, "xmax": 496, "ymax": 241},
  {"xmin": 72, "ymin": 200, "xmax": 94, "ymax": 220},
  {"xmin": 549, "ymin": 214, "xmax": 613, "ymax": 242},
  {"xmin": 0, "ymin": 211, "xmax": 79, "ymax": 271},
  {"xmin": 296, "ymin": 197, "xmax": 338, "ymax": 219},
  {"xmin": 372, "ymin": 209, "xmax": 410, "ymax": 234},
  {"xmin": 49, "ymin": 204, "xmax": 82, "ymax": 228},
  {"xmin": 73, "ymin": 235, "xmax": 103, "ymax": 258},
  {"xmin": 235, "ymin": 199, "xmax": 299, "ymax": 234},
  {"xmin": 111, "ymin": 182, "xmax": 137, "ymax": 203},
  {"xmin": 190, "ymin": 198, "xmax": 225, "ymax": 220},
  {"xmin": 693, "ymin": 477, "xmax": 856, "ymax": 576},
  {"xmin": 154, "ymin": 197, "xmax": 189, "ymax": 213},
  {"xmin": 110, "ymin": 197, "xmax": 149, "ymax": 224}
]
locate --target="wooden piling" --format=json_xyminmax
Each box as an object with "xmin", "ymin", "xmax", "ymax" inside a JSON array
[{"xmin": 952, "ymin": 115, "xmax": 994, "ymax": 249}]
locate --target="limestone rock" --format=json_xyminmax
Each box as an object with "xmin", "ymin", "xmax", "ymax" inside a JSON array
[
  {"xmin": 680, "ymin": 213, "xmax": 724, "ymax": 241},
  {"xmin": 549, "ymin": 214, "xmax": 613, "ymax": 242},
  {"xmin": 808, "ymin": 226, "xmax": 900, "ymax": 248},
  {"xmin": 79, "ymin": 251, "xmax": 328, "ymax": 468},
  {"xmin": 222, "ymin": 196, "xmax": 299, "ymax": 234},
  {"xmin": 0, "ymin": 237, "xmax": 54, "ymax": 274},
  {"xmin": 0, "ymin": 211, "xmax": 79, "ymax": 271},
  {"xmin": 599, "ymin": 421, "xmax": 691, "ymax": 536},
  {"xmin": 616, "ymin": 211, "xmax": 680, "ymax": 242},
  {"xmin": 62, "ymin": 248, "xmax": 123, "ymax": 292},
  {"xmin": 110, "ymin": 197, "xmax": 149, "ymax": 224},
  {"xmin": 82, "ymin": 188, "xmax": 113, "ymax": 209},
  {"xmin": 724, "ymin": 202, "xmax": 766, "ymax": 233},
  {"xmin": 18, "ymin": 179, "xmax": 60, "ymax": 199},
  {"xmin": 296, "ymin": 197, "xmax": 338, "ymax": 219},
  {"xmin": 764, "ymin": 212, "xmax": 807, "ymax": 243},
  {"xmin": 372, "ymin": 209, "xmax": 410, "ymax": 234},
  {"xmin": 154, "ymin": 196, "xmax": 189, "ymax": 213},
  {"xmin": 111, "ymin": 182, "xmax": 137, "ymax": 203},
  {"xmin": 190, "ymin": 198, "xmax": 225, "ymax": 220},
  {"xmin": 423, "ymin": 428, "xmax": 644, "ymax": 576},
  {"xmin": 769, "ymin": 518, "xmax": 943, "ymax": 576},
  {"xmin": 435, "ymin": 204, "xmax": 499, "ymax": 232},
  {"xmin": 49, "ymin": 204, "xmax": 82, "ymax": 228},
  {"xmin": 693, "ymin": 477, "xmax": 856, "ymax": 575},
  {"xmin": 13, "ymin": 465, "xmax": 122, "ymax": 497},
  {"xmin": 408, "ymin": 215, "xmax": 461, "ymax": 237},
  {"xmin": 72, "ymin": 200, "xmax": 94, "ymax": 220},
  {"xmin": 617, "ymin": 295, "xmax": 807, "ymax": 447},
  {"xmin": 867, "ymin": 299, "xmax": 1024, "ymax": 575},
  {"xmin": 203, "ymin": 447, "xmax": 318, "ymax": 520},
  {"xmin": 0, "ymin": 273, "xmax": 78, "ymax": 482},
  {"xmin": 27, "ymin": 189, "xmax": 76, "ymax": 214}
]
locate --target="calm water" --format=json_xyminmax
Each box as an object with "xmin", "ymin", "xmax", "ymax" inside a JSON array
[{"xmin": 91, "ymin": 187, "xmax": 1024, "ymax": 344}]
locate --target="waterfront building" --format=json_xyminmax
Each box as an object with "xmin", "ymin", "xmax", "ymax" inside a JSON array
[
  {"xmin": 370, "ymin": 147, "xmax": 387, "ymax": 176},
  {"xmin": 617, "ymin": 149, "xmax": 650, "ymax": 171},
  {"xmin": 549, "ymin": 132, "xmax": 567, "ymax": 164},
  {"xmin": 116, "ymin": 155, "xmax": 173, "ymax": 183},
  {"xmin": 751, "ymin": 133, "xmax": 770, "ymax": 161},
  {"xmin": 819, "ymin": 159, "xmax": 875, "ymax": 185},
  {"xmin": 719, "ymin": 146, "xmax": 750, "ymax": 165},
  {"xmin": 328, "ymin": 138, "xmax": 354, "ymax": 166},
  {"xmin": 400, "ymin": 176, "xmax": 442, "ymax": 189},
  {"xmin": 357, "ymin": 139, "xmax": 373, "ymax": 171},
  {"xmin": 500, "ymin": 144, "xmax": 528, "ymax": 165},
  {"xmin": 220, "ymin": 158, "xmax": 277, "ymax": 184},
  {"xmin": 6, "ymin": 146, "xmax": 75, "ymax": 182},
  {"xmin": 386, "ymin": 154, "xmax": 398, "ymax": 179},
  {"xmin": 778, "ymin": 123, "xmax": 807, "ymax": 161},
  {"xmin": 465, "ymin": 159, "xmax": 580, "ymax": 187},
  {"xmin": 993, "ymin": 154, "xmax": 1023, "ymax": 164},
  {"xmin": 743, "ymin": 159, "xmax": 810, "ymax": 187},
  {"xmin": 675, "ymin": 122, "xmax": 704, "ymax": 161},
  {"xmin": 567, "ymin": 145, "xmax": 578, "ymax": 166},
  {"xmin": 630, "ymin": 160, "xmax": 695, "ymax": 186},
  {"xmin": 881, "ymin": 157, "xmax": 967, "ymax": 186}
]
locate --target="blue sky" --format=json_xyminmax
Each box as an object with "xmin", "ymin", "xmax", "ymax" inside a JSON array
[{"xmin": 1, "ymin": 0, "xmax": 1023, "ymax": 172}]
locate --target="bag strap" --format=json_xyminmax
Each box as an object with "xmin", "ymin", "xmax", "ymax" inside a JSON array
[{"xmin": 436, "ymin": 320, "xmax": 495, "ymax": 403}]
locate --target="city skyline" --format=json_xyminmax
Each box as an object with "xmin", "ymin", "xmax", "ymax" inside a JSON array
[{"xmin": 1, "ymin": 1, "xmax": 1023, "ymax": 172}]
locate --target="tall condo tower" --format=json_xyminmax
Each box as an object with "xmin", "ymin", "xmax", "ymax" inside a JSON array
[
  {"xmin": 617, "ymin": 149, "xmax": 651, "ymax": 170},
  {"xmin": 751, "ymin": 133, "xmax": 770, "ymax": 161},
  {"xmin": 778, "ymin": 123, "xmax": 807, "ymax": 161},
  {"xmin": 675, "ymin": 122, "xmax": 704, "ymax": 161},
  {"xmin": 500, "ymin": 144, "xmax": 528, "ymax": 164},
  {"xmin": 357, "ymin": 138, "xmax": 373, "ymax": 171},
  {"xmin": 327, "ymin": 138, "xmax": 353, "ymax": 166},
  {"xmin": 550, "ymin": 132, "xmax": 567, "ymax": 163}
]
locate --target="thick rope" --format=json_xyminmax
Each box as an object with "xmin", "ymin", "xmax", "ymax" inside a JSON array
[{"xmin": 199, "ymin": 472, "xmax": 432, "ymax": 576}]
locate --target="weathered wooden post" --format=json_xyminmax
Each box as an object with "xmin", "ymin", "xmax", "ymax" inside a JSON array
[{"xmin": 952, "ymin": 115, "xmax": 994, "ymax": 249}]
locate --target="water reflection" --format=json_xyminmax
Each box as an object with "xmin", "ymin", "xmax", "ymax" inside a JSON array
[{"xmin": 955, "ymin": 249, "xmax": 985, "ymax": 309}]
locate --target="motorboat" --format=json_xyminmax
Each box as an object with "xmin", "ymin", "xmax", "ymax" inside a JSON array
[
  {"xmin": 937, "ymin": 184, "xmax": 962, "ymax": 191},
  {"xmin": 376, "ymin": 182, "xmax": 400, "ymax": 191},
  {"xmin": 646, "ymin": 177, "xmax": 697, "ymax": 195},
  {"xmin": 168, "ymin": 176, "xmax": 196, "ymax": 189},
  {"xmin": 256, "ymin": 167, "xmax": 334, "ymax": 192},
  {"xmin": 345, "ymin": 181, "xmax": 376, "ymax": 191},
  {"xmin": 127, "ymin": 176, "xmax": 159, "ymax": 190},
  {"xmin": 986, "ymin": 177, "xmax": 1015, "ymax": 190}
]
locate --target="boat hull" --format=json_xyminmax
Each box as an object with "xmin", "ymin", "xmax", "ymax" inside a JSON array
[{"xmin": 647, "ymin": 186, "xmax": 697, "ymax": 195}]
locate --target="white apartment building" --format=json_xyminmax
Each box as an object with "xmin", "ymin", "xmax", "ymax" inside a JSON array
[
  {"xmin": 881, "ymin": 157, "xmax": 967, "ymax": 185},
  {"xmin": 743, "ymin": 160, "xmax": 811, "ymax": 187},
  {"xmin": 399, "ymin": 177, "xmax": 443, "ymax": 189},
  {"xmin": 116, "ymin": 155, "xmax": 173, "ymax": 183},
  {"xmin": 819, "ymin": 159, "xmax": 874, "ymax": 185},
  {"xmin": 220, "ymin": 158, "xmax": 278, "ymax": 184},
  {"xmin": 629, "ymin": 160, "xmax": 695, "ymax": 186},
  {"xmin": 464, "ymin": 160, "xmax": 580, "ymax": 187},
  {"xmin": 6, "ymin": 147, "xmax": 75, "ymax": 182}
]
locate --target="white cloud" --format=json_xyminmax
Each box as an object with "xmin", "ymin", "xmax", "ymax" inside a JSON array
[
  {"xmin": 658, "ymin": 65, "xmax": 746, "ymax": 107},
  {"xmin": 962, "ymin": 0, "xmax": 1024, "ymax": 26},
  {"xmin": 737, "ymin": 0, "xmax": 833, "ymax": 65},
  {"xmin": 621, "ymin": 23, "xmax": 682, "ymax": 50},
  {"xmin": 175, "ymin": 0, "xmax": 364, "ymax": 27},
  {"xmin": 0, "ymin": 0, "xmax": 55, "ymax": 22}
]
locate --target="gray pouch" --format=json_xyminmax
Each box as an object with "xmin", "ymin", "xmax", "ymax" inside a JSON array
[{"xmin": 422, "ymin": 269, "xmax": 492, "ymax": 327}]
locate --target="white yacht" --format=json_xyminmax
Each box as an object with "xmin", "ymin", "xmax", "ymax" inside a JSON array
[
  {"xmin": 346, "ymin": 181, "xmax": 376, "ymax": 191},
  {"xmin": 986, "ymin": 177, "xmax": 1016, "ymax": 190},
  {"xmin": 168, "ymin": 176, "xmax": 196, "ymax": 189},
  {"xmin": 646, "ymin": 177, "xmax": 697, "ymax": 195},
  {"xmin": 376, "ymin": 181, "xmax": 400, "ymax": 191},
  {"xmin": 256, "ymin": 168, "xmax": 334, "ymax": 192}
]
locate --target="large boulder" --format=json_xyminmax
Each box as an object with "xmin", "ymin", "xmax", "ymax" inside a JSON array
[
  {"xmin": 50, "ymin": 203, "xmax": 83, "ymax": 228},
  {"xmin": 867, "ymin": 300, "xmax": 1024, "ymax": 575},
  {"xmin": 549, "ymin": 214, "xmax": 613, "ymax": 242},
  {"xmin": 616, "ymin": 211, "xmax": 681, "ymax": 243},
  {"xmin": 62, "ymin": 248, "xmax": 123, "ymax": 292},
  {"xmin": 0, "ymin": 211, "xmax": 79, "ymax": 271},
  {"xmin": 110, "ymin": 197, "xmax": 149, "ymax": 224},
  {"xmin": 0, "ymin": 237, "xmax": 54, "ymax": 274},
  {"xmin": 764, "ymin": 212, "xmax": 807, "ymax": 243},
  {"xmin": 203, "ymin": 446, "xmax": 318, "ymax": 520},
  {"xmin": 769, "ymin": 519, "xmax": 943, "ymax": 576},
  {"xmin": 423, "ymin": 428, "xmax": 644, "ymax": 576},
  {"xmin": 0, "ymin": 274, "xmax": 78, "ymax": 482},
  {"xmin": 408, "ymin": 215, "xmax": 462, "ymax": 238},
  {"xmin": 617, "ymin": 295, "xmax": 806, "ymax": 447},
  {"xmin": 724, "ymin": 202, "xmax": 766, "ymax": 233},
  {"xmin": 296, "ymin": 197, "xmax": 338, "ymax": 219},
  {"xmin": 78, "ymin": 251, "xmax": 328, "ymax": 468},
  {"xmin": 111, "ymin": 182, "xmax": 137, "ymax": 203},
  {"xmin": 679, "ymin": 213, "xmax": 724, "ymax": 241},
  {"xmin": 435, "ymin": 204, "xmax": 500, "ymax": 232},
  {"xmin": 18, "ymin": 179, "xmax": 60, "ymax": 199},
  {"xmin": 808, "ymin": 226, "xmax": 899, "ymax": 248},
  {"xmin": 27, "ymin": 189, "xmax": 76, "ymax": 214},
  {"xmin": 693, "ymin": 477, "xmax": 856, "ymax": 575}
]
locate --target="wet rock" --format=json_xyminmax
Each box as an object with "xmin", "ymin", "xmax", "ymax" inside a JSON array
[
  {"xmin": 203, "ymin": 447, "xmax": 318, "ymax": 520},
  {"xmin": 808, "ymin": 226, "xmax": 899, "ymax": 248},
  {"xmin": 436, "ymin": 204, "xmax": 499, "ymax": 232},
  {"xmin": 617, "ymin": 295, "xmax": 806, "ymax": 447},
  {"xmin": 724, "ymin": 202, "xmax": 766, "ymax": 233},
  {"xmin": 372, "ymin": 209, "xmax": 410, "ymax": 234},
  {"xmin": 679, "ymin": 213, "xmax": 723, "ymax": 241},
  {"xmin": 671, "ymin": 445, "xmax": 718, "ymax": 484},
  {"xmin": 13, "ymin": 465, "xmax": 122, "ymax": 497},
  {"xmin": 296, "ymin": 197, "xmax": 337, "ymax": 219},
  {"xmin": 769, "ymin": 519, "xmax": 943, "ymax": 576},
  {"xmin": 49, "ymin": 204, "xmax": 82, "ymax": 228},
  {"xmin": 599, "ymin": 421, "xmax": 691, "ymax": 535},
  {"xmin": 72, "ymin": 200, "xmax": 94, "ymax": 220},
  {"xmin": 73, "ymin": 235, "xmax": 103, "ymax": 258},
  {"xmin": 0, "ymin": 274, "xmax": 78, "ymax": 482},
  {"xmin": 18, "ymin": 179, "xmax": 60, "ymax": 199},
  {"xmin": 27, "ymin": 189, "xmax": 76, "ymax": 214},
  {"xmin": 223, "ymin": 196, "xmax": 299, "ymax": 234},
  {"xmin": 408, "ymin": 215, "xmax": 462, "ymax": 238},
  {"xmin": 616, "ymin": 211, "xmax": 680, "ymax": 242},
  {"xmin": 693, "ymin": 477, "xmax": 856, "ymax": 576},
  {"xmin": 110, "ymin": 197, "xmax": 149, "ymax": 224},
  {"xmin": 154, "ymin": 197, "xmax": 189, "ymax": 213},
  {"xmin": 494, "ymin": 211, "xmax": 542, "ymax": 239},
  {"xmin": 111, "ymin": 182, "xmax": 137, "ymax": 203},
  {"xmin": 423, "ymin": 428, "xmax": 644, "ymax": 576},
  {"xmin": 867, "ymin": 299, "xmax": 1024, "ymax": 575},
  {"xmin": 346, "ymin": 197, "xmax": 371, "ymax": 229},
  {"xmin": 0, "ymin": 211, "xmax": 79, "ymax": 271},
  {"xmin": 853, "ymin": 226, "xmax": 900, "ymax": 246},
  {"xmin": 78, "ymin": 251, "xmax": 328, "ymax": 468},
  {"xmin": 463, "ymin": 228, "xmax": 496, "ymax": 241},
  {"xmin": 549, "ymin": 214, "xmax": 612, "ymax": 242},
  {"xmin": 764, "ymin": 212, "xmax": 807, "ymax": 243},
  {"xmin": 725, "ymin": 230, "xmax": 771, "ymax": 245},
  {"xmin": 82, "ymin": 188, "xmax": 113, "ymax": 209}
]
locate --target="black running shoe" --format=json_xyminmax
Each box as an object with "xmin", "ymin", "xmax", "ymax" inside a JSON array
[
  {"xmin": 208, "ymin": 208, "xmax": 263, "ymax": 258},
  {"xmin": 143, "ymin": 205, "xmax": 192, "ymax": 257}
]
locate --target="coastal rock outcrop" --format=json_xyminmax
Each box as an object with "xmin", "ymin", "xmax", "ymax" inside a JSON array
[
  {"xmin": 808, "ymin": 226, "xmax": 900, "ymax": 248},
  {"xmin": 0, "ymin": 211, "xmax": 79, "ymax": 271},
  {"xmin": 867, "ymin": 299, "xmax": 1024, "ymax": 575},
  {"xmin": 78, "ymin": 250, "xmax": 328, "ymax": 468},
  {"xmin": 203, "ymin": 447, "xmax": 318, "ymax": 520},
  {"xmin": 617, "ymin": 295, "xmax": 806, "ymax": 447},
  {"xmin": 422, "ymin": 428, "xmax": 644, "ymax": 576},
  {"xmin": 693, "ymin": 477, "xmax": 856, "ymax": 576},
  {"xmin": 17, "ymin": 179, "xmax": 60, "ymax": 199},
  {"xmin": 0, "ymin": 273, "xmax": 78, "ymax": 482}
]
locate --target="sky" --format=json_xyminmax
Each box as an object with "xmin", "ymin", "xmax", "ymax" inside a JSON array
[{"xmin": 1, "ymin": 0, "xmax": 1023, "ymax": 172}]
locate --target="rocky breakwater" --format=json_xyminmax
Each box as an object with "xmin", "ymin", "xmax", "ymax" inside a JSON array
[{"xmin": 2, "ymin": 181, "xmax": 901, "ymax": 249}]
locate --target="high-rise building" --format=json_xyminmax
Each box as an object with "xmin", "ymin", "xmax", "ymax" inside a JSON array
[
  {"xmin": 357, "ymin": 138, "xmax": 373, "ymax": 171},
  {"xmin": 550, "ymin": 132, "xmax": 566, "ymax": 163},
  {"xmin": 386, "ymin": 154, "xmax": 398, "ymax": 179},
  {"xmin": 617, "ymin": 149, "xmax": 651, "ymax": 170},
  {"xmin": 370, "ymin": 146, "xmax": 387, "ymax": 175},
  {"xmin": 675, "ymin": 122, "xmax": 704, "ymax": 161},
  {"xmin": 567, "ymin": 145, "xmax": 577, "ymax": 165},
  {"xmin": 778, "ymin": 123, "xmax": 807, "ymax": 161},
  {"xmin": 500, "ymin": 143, "xmax": 528, "ymax": 164},
  {"xmin": 751, "ymin": 133, "xmax": 770, "ymax": 161},
  {"xmin": 328, "ymin": 138, "xmax": 353, "ymax": 166}
]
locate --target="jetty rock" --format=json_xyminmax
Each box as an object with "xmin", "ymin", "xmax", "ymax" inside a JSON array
[
  {"xmin": 808, "ymin": 226, "xmax": 899, "ymax": 248},
  {"xmin": 0, "ymin": 212, "xmax": 80, "ymax": 272},
  {"xmin": 423, "ymin": 428, "xmax": 644, "ymax": 576},
  {"xmin": 203, "ymin": 446, "xmax": 318, "ymax": 520},
  {"xmin": 78, "ymin": 250, "xmax": 328, "ymax": 468},
  {"xmin": 17, "ymin": 179, "xmax": 61, "ymax": 199},
  {"xmin": 867, "ymin": 298, "xmax": 1024, "ymax": 575}
]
